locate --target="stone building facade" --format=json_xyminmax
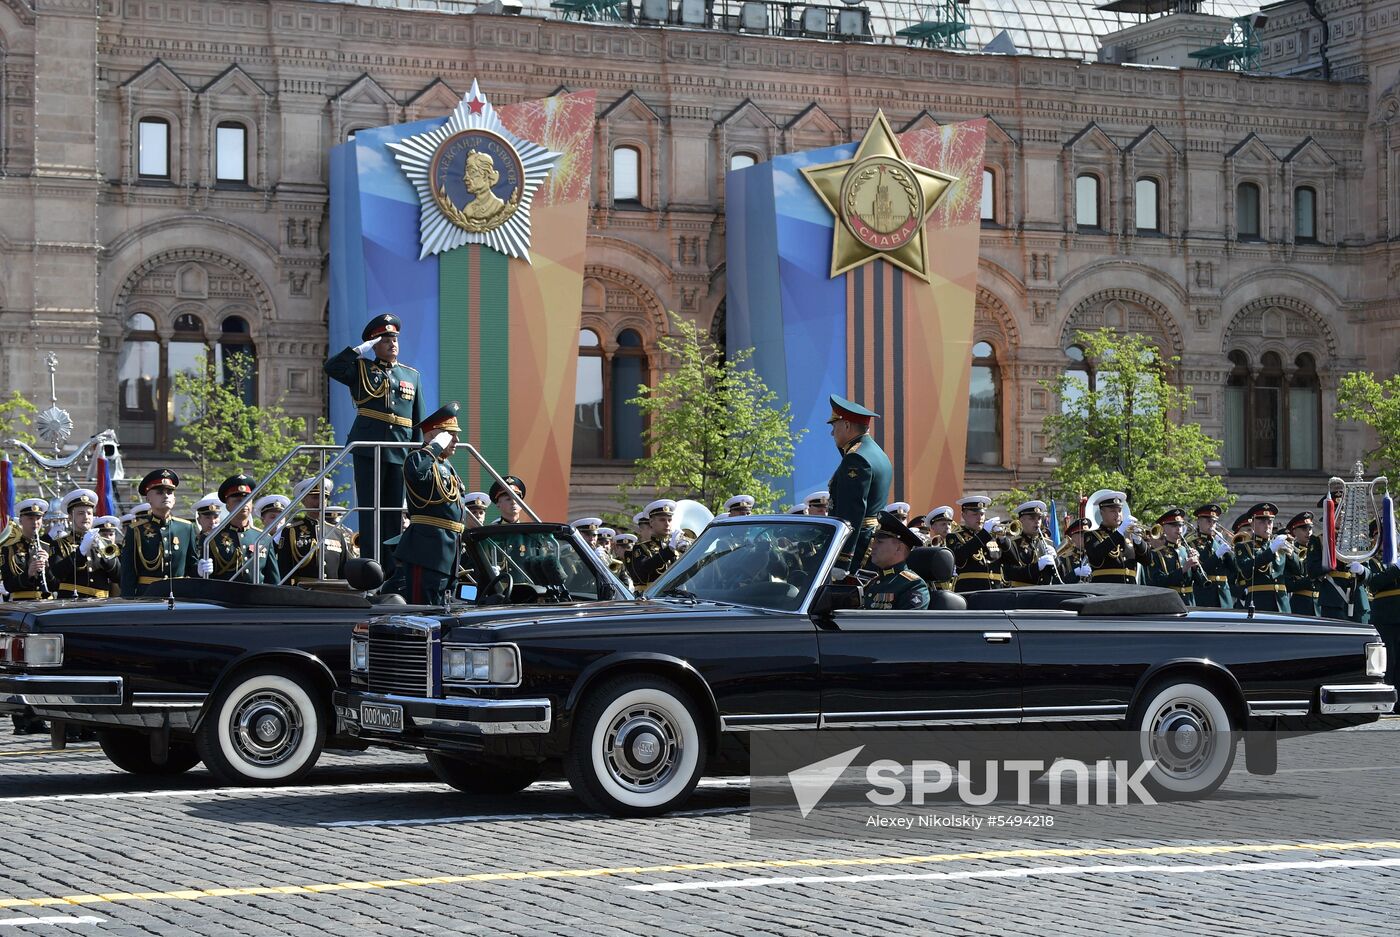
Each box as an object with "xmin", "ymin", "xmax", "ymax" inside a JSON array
[{"xmin": 0, "ymin": 0, "xmax": 1397, "ymax": 518}]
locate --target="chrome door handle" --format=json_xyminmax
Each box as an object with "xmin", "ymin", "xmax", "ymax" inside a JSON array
[{"xmin": 982, "ymin": 632, "xmax": 1013, "ymax": 644}]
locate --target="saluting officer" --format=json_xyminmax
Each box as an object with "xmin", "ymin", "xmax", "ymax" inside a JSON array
[
  {"xmin": 1146, "ymin": 508, "xmax": 1206, "ymax": 606},
  {"xmin": 1003, "ymin": 500, "xmax": 1057, "ymax": 586},
  {"xmin": 1084, "ymin": 492, "xmax": 1139, "ymax": 584},
  {"xmin": 1283, "ymin": 512, "xmax": 1322, "ymax": 618},
  {"xmin": 629, "ymin": 500, "xmax": 682, "ymax": 590},
  {"xmin": 279, "ymin": 478, "xmax": 355, "ymax": 585},
  {"xmin": 863, "ymin": 511, "xmax": 930, "ymax": 610},
  {"xmin": 323, "ymin": 314, "xmax": 423, "ymax": 570},
  {"xmin": 1233, "ymin": 502, "xmax": 1292, "ymax": 613},
  {"xmin": 121, "ymin": 470, "xmax": 198, "ymax": 597},
  {"xmin": 48, "ymin": 489, "xmax": 120, "ymax": 601},
  {"xmin": 1187, "ymin": 504, "xmax": 1237, "ymax": 609},
  {"xmin": 825, "ymin": 395, "xmax": 891, "ymax": 578},
  {"xmin": 394, "ymin": 403, "xmax": 466, "ymax": 605},
  {"xmin": 204, "ymin": 475, "xmax": 280, "ymax": 585},
  {"xmin": 1, "ymin": 499, "xmax": 56, "ymax": 601},
  {"xmin": 946, "ymin": 495, "xmax": 1004, "ymax": 592},
  {"xmin": 1059, "ymin": 517, "xmax": 1092, "ymax": 583}
]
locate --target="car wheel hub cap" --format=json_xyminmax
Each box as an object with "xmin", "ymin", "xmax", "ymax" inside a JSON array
[
  {"xmin": 605, "ymin": 705, "xmax": 680, "ymax": 793},
  {"xmin": 231, "ymin": 690, "xmax": 304, "ymax": 766},
  {"xmin": 1150, "ymin": 699, "xmax": 1214, "ymax": 779}
]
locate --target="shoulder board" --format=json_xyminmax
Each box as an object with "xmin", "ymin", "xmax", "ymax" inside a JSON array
[
  {"xmin": 847, "ymin": 441, "xmax": 861, "ymax": 453},
  {"xmin": 899, "ymin": 569, "xmax": 921, "ymax": 581},
  {"xmin": 131, "ymin": 518, "xmax": 151, "ymax": 529}
]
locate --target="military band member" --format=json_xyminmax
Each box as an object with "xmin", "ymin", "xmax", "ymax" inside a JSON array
[
  {"xmin": 323, "ymin": 313, "xmax": 423, "ymax": 570},
  {"xmin": 804, "ymin": 491, "xmax": 831, "ymax": 517},
  {"xmin": 192, "ymin": 493, "xmax": 222, "ymax": 549},
  {"xmin": 255, "ymin": 494, "xmax": 290, "ymax": 539},
  {"xmin": 121, "ymin": 470, "xmax": 198, "ymax": 597},
  {"xmin": 629, "ymin": 500, "xmax": 681, "ymax": 590},
  {"xmin": 278, "ymin": 478, "xmax": 354, "ymax": 585},
  {"xmin": 788, "ymin": 505, "xmax": 807, "ymax": 515},
  {"xmin": 1, "ymin": 499, "xmax": 56, "ymax": 601},
  {"xmin": 1282, "ymin": 512, "xmax": 1322, "ymax": 618},
  {"xmin": 1003, "ymin": 500, "xmax": 1057, "ymax": 586},
  {"xmin": 1187, "ymin": 504, "xmax": 1237, "ymax": 609},
  {"xmin": 946, "ymin": 495, "xmax": 1004, "ymax": 592},
  {"xmin": 1228, "ymin": 514, "xmax": 1253, "ymax": 607},
  {"xmin": 1059, "ymin": 517, "xmax": 1092, "ymax": 583},
  {"xmin": 1084, "ymin": 492, "xmax": 1139, "ymax": 584},
  {"xmin": 722, "ymin": 495, "xmax": 755, "ymax": 518},
  {"xmin": 1146, "ymin": 508, "xmax": 1206, "ymax": 605},
  {"xmin": 1310, "ymin": 511, "xmax": 1371, "ymax": 622},
  {"xmin": 826, "ymin": 395, "xmax": 891, "ymax": 578},
  {"xmin": 394, "ymin": 403, "xmax": 465, "ymax": 605},
  {"xmin": 924, "ymin": 506, "xmax": 954, "ymax": 548},
  {"xmin": 884, "ymin": 502, "xmax": 911, "ymax": 525},
  {"xmin": 596, "ymin": 528, "xmax": 632, "ymax": 590},
  {"xmin": 863, "ymin": 511, "xmax": 930, "ymax": 610},
  {"xmin": 204, "ymin": 475, "xmax": 280, "ymax": 585},
  {"xmin": 1367, "ymin": 555, "xmax": 1400, "ymax": 700},
  {"xmin": 1232, "ymin": 502, "xmax": 1291, "ymax": 613},
  {"xmin": 462, "ymin": 491, "xmax": 490, "ymax": 528},
  {"xmin": 48, "ymin": 489, "xmax": 120, "ymax": 601}
]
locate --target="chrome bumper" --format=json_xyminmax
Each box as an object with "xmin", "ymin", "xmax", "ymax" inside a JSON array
[
  {"xmin": 1319, "ymin": 683, "xmax": 1397, "ymax": 715},
  {"xmin": 335, "ymin": 689, "xmax": 552, "ymax": 736},
  {"xmin": 0, "ymin": 674, "xmax": 123, "ymax": 707}
]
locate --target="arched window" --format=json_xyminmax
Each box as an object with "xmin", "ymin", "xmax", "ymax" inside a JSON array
[
  {"xmin": 138, "ymin": 117, "xmax": 170, "ymax": 179},
  {"xmin": 1294, "ymin": 186, "xmax": 1317, "ymax": 241},
  {"xmin": 730, "ymin": 152, "xmax": 757, "ymax": 171},
  {"xmin": 610, "ymin": 329, "xmax": 647, "ymax": 460},
  {"xmin": 1236, "ymin": 182, "xmax": 1261, "ymax": 239},
  {"xmin": 169, "ymin": 315, "xmax": 209, "ymax": 434},
  {"xmin": 1075, "ymin": 174, "xmax": 1100, "ymax": 229},
  {"xmin": 1062, "ymin": 344, "xmax": 1091, "ymax": 414},
  {"xmin": 217, "ymin": 315, "xmax": 257, "ymax": 406},
  {"xmin": 215, "ymin": 121, "xmax": 247, "ymax": 183},
  {"xmin": 612, "ymin": 145, "xmax": 641, "ymax": 205},
  {"xmin": 967, "ymin": 341, "xmax": 1001, "ymax": 466},
  {"xmin": 574, "ymin": 328, "xmax": 605, "ymax": 458},
  {"xmin": 981, "ymin": 168, "xmax": 996, "ymax": 223},
  {"xmin": 1253, "ymin": 352, "xmax": 1284, "ymax": 470},
  {"xmin": 1135, "ymin": 178, "xmax": 1159, "ymax": 232},
  {"xmin": 118, "ymin": 314, "xmax": 161, "ymax": 448},
  {"xmin": 1224, "ymin": 348, "xmax": 1320, "ymax": 471}
]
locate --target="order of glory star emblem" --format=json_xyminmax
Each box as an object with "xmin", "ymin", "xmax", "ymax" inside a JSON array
[
  {"xmin": 800, "ymin": 109, "xmax": 958, "ymax": 282},
  {"xmin": 387, "ymin": 79, "xmax": 561, "ymax": 262}
]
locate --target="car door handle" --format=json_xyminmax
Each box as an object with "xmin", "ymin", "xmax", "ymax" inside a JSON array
[{"xmin": 982, "ymin": 632, "xmax": 1013, "ymax": 644}]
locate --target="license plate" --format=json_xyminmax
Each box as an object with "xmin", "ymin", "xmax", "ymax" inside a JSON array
[{"xmin": 360, "ymin": 702, "xmax": 403, "ymax": 732}]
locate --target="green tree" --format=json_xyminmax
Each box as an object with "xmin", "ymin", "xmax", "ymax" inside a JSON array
[
  {"xmin": 1005, "ymin": 328, "xmax": 1231, "ymax": 523},
  {"xmin": 619, "ymin": 312, "xmax": 804, "ymax": 518},
  {"xmin": 0, "ymin": 391, "xmax": 40, "ymax": 480},
  {"xmin": 172, "ymin": 353, "xmax": 339, "ymax": 496},
  {"xmin": 1335, "ymin": 371, "xmax": 1400, "ymax": 480}
]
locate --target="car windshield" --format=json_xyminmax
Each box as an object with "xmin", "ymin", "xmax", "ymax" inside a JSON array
[
  {"xmin": 463, "ymin": 526, "xmax": 620, "ymax": 603},
  {"xmin": 646, "ymin": 518, "xmax": 838, "ymax": 612}
]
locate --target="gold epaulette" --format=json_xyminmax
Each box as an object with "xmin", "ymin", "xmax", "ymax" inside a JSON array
[{"xmin": 899, "ymin": 569, "xmax": 920, "ymax": 581}]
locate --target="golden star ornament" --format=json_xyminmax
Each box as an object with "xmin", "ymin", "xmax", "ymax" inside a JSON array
[{"xmin": 800, "ymin": 110, "xmax": 957, "ymax": 282}]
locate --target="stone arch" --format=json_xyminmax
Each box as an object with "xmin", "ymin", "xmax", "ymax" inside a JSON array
[
  {"xmin": 114, "ymin": 248, "xmax": 276, "ymax": 324},
  {"xmin": 1060, "ymin": 288, "xmax": 1183, "ymax": 358},
  {"xmin": 1222, "ymin": 296, "xmax": 1336, "ymax": 365},
  {"xmin": 582, "ymin": 264, "xmax": 668, "ymax": 346},
  {"xmin": 974, "ymin": 285, "xmax": 1019, "ymax": 350}
]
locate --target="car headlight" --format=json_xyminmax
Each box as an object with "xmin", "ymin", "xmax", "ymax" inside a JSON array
[
  {"xmin": 1367, "ymin": 641, "xmax": 1387, "ymax": 678},
  {"xmin": 442, "ymin": 644, "xmax": 520, "ymax": 686},
  {"xmin": 350, "ymin": 638, "xmax": 369, "ymax": 674},
  {"xmin": 0, "ymin": 634, "xmax": 63, "ymax": 668}
]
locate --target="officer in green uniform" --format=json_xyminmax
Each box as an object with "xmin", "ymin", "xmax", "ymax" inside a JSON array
[
  {"xmin": 1309, "ymin": 503, "xmax": 1372, "ymax": 622},
  {"xmin": 1283, "ymin": 511, "xmax": 1321, "ymax": 617},
  {"xmin": 1366, "ymin": 551, "xmax": 1400, "ymax": 704},
  {"xmin": 863, "ymin": 511, "xmax": 930, "ymax": 610},
  {"xmin": 201, "ymin": 474, "xmax": 280, "ymax": 585},
  {"xmin": 393, "ymin": 403, "xmax": 465, "ymax": 605},
  {"xmin": 121, "ymin": 470, "xmax": 199, "ymax": 597},
  {"xmin": 826, "ymin": 395, "xmax": 892, "ymax": 578},
  {"xmin": 1146, "ymin": 508, "xmax": 1206, "ymax": 606},
  {"xmin": 1, "ymin": 499, "xmax": 56, "ymax": 601},
  {"xmin": 323, "ymin": 314, "xmax": 423, "ymax": 572},
  {"xmin": 278, "ymin": 477, "xmax": 355, "ymax": 585},
  {"xmin": 1233, "ymin": 502, "xmax": 1291, "ymax": 613},
  {"xmin": 1084, "ymin": 492, "xmax": 1139, "ymax": 584},
  {"xmin": 1059, "ymin": 517, "xmax": 1092, "ymax": 583},
  {"xmin": 946, "ymin": 495, "xmax": 1005, "ymax": 592},
  {"xmin": 1186, "ymin": 503, "xmax": 1237, "ymax": 609},
  {"xmin": 1003, "ymin": 500, "xmax": 1058, "ymax": 586},
  {"xmin": 628, "ymin": 500, "xmax": 682, "ymax": 590},
  {"xmin": 47, "ymin": 489, "xmax": 120, "ymax": 601}
]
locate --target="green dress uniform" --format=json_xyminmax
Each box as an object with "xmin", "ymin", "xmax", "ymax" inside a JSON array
[
  {"xmin": 863, "ymin": 562, "xmax": 930, "ymax": 610},
  {"xmin": 278, "ymin": 515, "xmax": 354, "ymax": 584},
  {"xmin": 1084, "ymin": 528, "xmax": 1138, "ymax": 584},
  {"xmin": 1308, "ymin": 545, "xmax": 1370, "ymax": 622},
  {"xmin": 323, "ymin": 315, "xmax": 424, "ymax": 572},
  {"xmin": 947, "ymin": 526, "xmax": 1004, "ymax": 592},
  {"xmin": 120, "ymin": 514, "xmax": 198, "ymax": 597},
  {"xmin": 1186, "ymin": 530, "xmax": 1238, "ymax": 609},
  {"xmin": 1, "ymin": 535, "xmax": 57, "ymax": 601},
  {"xmin": 1147, "ymin": 543, "xmax": 1206, "ymax": 606},
  {"xmin": 1284, "ymin": 539, "xmax": 1321, "ymax": 618},
  {"xmin": 1233, "ymin": 537, "xmax": 1291, "ymax": 614},
  {"xmin": 393, "ymin": 403, "xmax": 465, "ymax": 605},
  {"xmin": 47, "ymin": 532, "xmax": 120, "ymax": 600},
  {"xmin": 206, "ymin": 525, "xmax": 279, "ymax": 584},
  {"xmin": 825, "ymin": 396, "xmax": 892, "ymax": 574}
]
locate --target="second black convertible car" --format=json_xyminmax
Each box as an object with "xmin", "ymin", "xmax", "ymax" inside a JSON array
[{"xmin": 337, "ymin": 515, "xmax": 1396, "ymax": 816}]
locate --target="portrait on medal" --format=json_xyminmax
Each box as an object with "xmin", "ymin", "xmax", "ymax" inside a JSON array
[{"xmin": 429, "ymin": 129, "xmax": 525, "ymax": 234}]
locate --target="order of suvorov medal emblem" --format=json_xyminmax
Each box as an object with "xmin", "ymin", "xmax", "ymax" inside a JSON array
[{"xmin": 430, "ymin": 129, "xmax": 525, "ymax": 234}]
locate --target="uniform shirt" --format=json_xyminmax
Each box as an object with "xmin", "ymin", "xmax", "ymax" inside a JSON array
[
  {"xmin": 628, "ymin": 536, "xmax": 679, "ymax": 590},
  {"xmin": 1283, "ymin": 537, "xmax": 1321, "ymax": 618},
  {"xmin": 946, "ymin": 526, "xmax": 1004, "ymax": 592},
  {"xmin": 863, "ymin": 562, "xmax": 930, "ymax": 610},
  {"xmin": 1232, "ymin": 535, "xmax": 1291, "ymax": 614},
  {"xmin": 322, "ymin": 348, "xmax": 424, "ymax": 467},
  {"xmin": 206, "ymin": 525, "xmax": 280, "ymax": 585},
  {"xmin": 120, "ymin": 515, "xmax": 198, "ymax": 597},
  {"xmin": 1186, "ymin": 531, "xmax": 1238, "ymax": 609},
  {"xmin": 827, "ymin": 433, "xmax": 892, "ymax": 570},
  {"xmin": 1084, "ymin": 528, "xmax": 1138, "ymax": 582},
  {"xmin": 1147, "ymin": 543, "xmax": 1206, "ymax": 605},
  {"xmin": 47, "ymin": 531, "xmax": 120, "ymax": 600},
  {"xmin": 278, "ymin": 516, "xmax": 355, "ymax": 584},
  {"xmin": 394, "ymin": 442, "xmax": 465, "ymax": 577},
  {"xmin": 0, "ymin": 536, "xmax": 57, "ymax": 600}
]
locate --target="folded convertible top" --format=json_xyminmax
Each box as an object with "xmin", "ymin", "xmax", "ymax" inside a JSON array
[{"xmin": 962, "ymin": 584, "xmax": 1187, "ymax": 616}]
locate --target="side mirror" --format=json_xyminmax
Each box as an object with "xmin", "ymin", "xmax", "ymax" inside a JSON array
[
  {"xmin": 810, "ymin": 581, "xmax": 861, "ymax": 616},
  {"xmin": 455, "ymin": 583, "xmax": 478, "ymax": 603}
]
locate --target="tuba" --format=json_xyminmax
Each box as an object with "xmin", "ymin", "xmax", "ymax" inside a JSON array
[
  {"xmin": 672, "ymin": 499, "xmax": 715, "ymax": 551},
  {"xmin": 1330, "ymin": 461, "xmax": 1388, "ymax": 563}
]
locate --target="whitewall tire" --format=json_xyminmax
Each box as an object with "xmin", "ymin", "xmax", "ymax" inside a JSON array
[
  {"xmin": 1130, "ymin": 679, "xmax": 1236, "ymax": 799},
  {"xmin": 197, "ymin": 668, "xmax": 326, "ymax": 786}
]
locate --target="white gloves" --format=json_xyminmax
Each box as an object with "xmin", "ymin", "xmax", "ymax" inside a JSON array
[
  {"xmin": 1037, "ymin": 554, "xmax": 1055, "ymax": 570},
  {"xmin": 1116, "ymin": 517, "xmax": 1133, "ymax": 537},
  {"xmin": 668, "ymin": 530, "xmax": 688, "ymax": 551},
  {"xmin": 1269, "ymin": 534, "xmax": 1289, "ymax": 553},
  {"xmin": 1350, "ymin": 561, "xmax": 1366, "ymax": 576},
  {"xmin": 79, "ymin": 530, "xmax": 98, "ymax": 558},
  {"xmin": 47, "ymin": 522, "xmax": 66, "ymax": 542},
  {"xmin": 429, "ymin": 431, "xmax": 453, "ymax": 452},
  {"xmin": 1074, "ymin": 564, "xmax": 1092, "ymax": 579},
  {"xmin": 355, "ymin": 339, "xmax": 378, "ymax": 360},
  {"xmin": 831, "ymin": 566, "xmax": 850, "ymax": 582},
  {"xmin": 196, "ymin": 557, "xmax": 214, "ymax": 579},
  {"xmin": 982, "ymin": 518, "xmax": 1001, "ymax": 534},
  {"xmin": 1214, "ymin": 540, "xmax": 1231, "ymax": 559}
]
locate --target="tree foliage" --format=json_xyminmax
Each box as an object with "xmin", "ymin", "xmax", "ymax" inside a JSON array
[
  {"xmin": 1004, "ymin": 328, "xmax": 1231, "ymax": 523},
  {"xmin": 619, "ymin": 312, "xmax": 804, "ymax": 520},
  {"xmin": 0, "ymin": 391, "xmax": 40, "ymax": 479},
  {"xmin": 1335, "ymin": 371, "xmax": 1400, "ymax": 480},
  {"xmin": 172, "ymin": 353, "xmax": 339, "ymax": 496}
]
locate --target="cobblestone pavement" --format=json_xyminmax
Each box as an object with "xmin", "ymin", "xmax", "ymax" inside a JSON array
[{"xmin": 1, "ymin": 722, "xmax": 1399, "ymax": 936}]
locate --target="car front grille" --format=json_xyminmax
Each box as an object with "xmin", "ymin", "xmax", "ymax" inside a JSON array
[{"xmin": 366, "ymin": 632, "xmax": 432, "ymax": 697}]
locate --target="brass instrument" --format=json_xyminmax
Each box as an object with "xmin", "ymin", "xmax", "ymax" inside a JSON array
[
  {"xmin": 0, "ymin": 519, "xmax": 19, "ymax": 551},
  {"xmin": 1056, "ymin": 538, "xmax": 1079, "ymax": 556},
  {"xmin": 1005, "ymin": 519, "xmax": 1022, "ymax": 538},
  {"xmin": 672, "ymin": 499, "xmax": 714, "ymax": 555},
  {"xmin": 1330, "ymin": 461, "xmax": 1388, "ymax": 563}
]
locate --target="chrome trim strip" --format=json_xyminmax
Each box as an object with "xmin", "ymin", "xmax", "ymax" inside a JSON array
[
  {"xmin": 821, "ymin": 708, "xmax": 1021, "ymax": 728},
  {"xmin": 720, "ymin": 713, "xmax": 821, "ymax": 732},
  {"xmin": 1247, "ymin": 699, "xmax": 1311, "ymax": 717},
  {"xmin": 131, "ymin": 692, "xmax": 208, "ymax": 709},
  {"xmin": 348, "ymin": 693, "xmax": 552, "ymax": 735},
  {"xmin": 1019, "ymin": 713, "xmax": 1126, "ymax": 723},
  {"xmin": 1022, "ymin": 704, "xmax": 1127, "ymax": 714},
  {"xmin": 0, "ymin": 674, "xmax": 123, "ymax": 707},
  {"xmin": 1319, "ymin": 683, "xmax": 1397, "ymax": 715}
]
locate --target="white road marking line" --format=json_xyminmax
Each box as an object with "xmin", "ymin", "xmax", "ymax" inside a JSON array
[
  {"xmin": 320, "ymin": 804, "xmax": 751, "ymax": 827},
  {"xmin": 0, "ymin": 781, "xmax": 444, "ymax": 805},
  {"xmin": 0, "ymin": 915, "xmax": 105, "ymax": 927},
  {"xmin": 625, "ymin": 855, "xmax": 1400, "ymax": 893},
  {"xmin": 1273, "ymin": 764, "xmax": 1400, "ymax": 774}
]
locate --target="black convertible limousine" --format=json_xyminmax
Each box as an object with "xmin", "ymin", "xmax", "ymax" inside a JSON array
[
  {"xmin": 337, "ymin": 514, "xmax": 1396, "ymax": 816},
  {"xmin": 0, "ymin": 524, "xmax": 629, "ymax": 785}
]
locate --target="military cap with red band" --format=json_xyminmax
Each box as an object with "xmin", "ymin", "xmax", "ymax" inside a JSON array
[
  {"xmin": 139, "ymin": 468, "xmax": 180, "ymax": 495},
  {"xmin": 361, "ymin": 313, "xmax": 402, "ymax": 342},
  {"xmin": 417, "ymin": 400, "xmax": 462, "ymax": 436},
  {"xmin": 826, "ymin": 394, "xmax": 878, "ymax": 426},
  {"xmin": 218, "ymin": 473, "xmax": 256, "ymax": 504}
]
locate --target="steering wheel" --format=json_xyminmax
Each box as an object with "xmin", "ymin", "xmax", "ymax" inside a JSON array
[{"xmin": 479, "ymin": 563, "xmax": 515, "ymax": 600}]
